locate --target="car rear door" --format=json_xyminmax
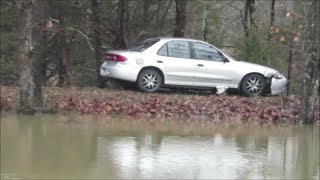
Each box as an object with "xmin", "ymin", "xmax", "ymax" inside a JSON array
[
  {"xmin": 192, "ymin": 42, "xmax": 236, "ymax": 87},
  {"xmin": 155, "ymin": 40, "xmax": 196, "ymax": 86}
]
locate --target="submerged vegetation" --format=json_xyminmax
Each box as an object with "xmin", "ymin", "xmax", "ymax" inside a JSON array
[{"xmin": 1, "ymin": 86, "xmax": 319, "ymax": 125}]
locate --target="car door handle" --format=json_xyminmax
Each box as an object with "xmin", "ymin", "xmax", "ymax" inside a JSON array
[
  {"xmin": 157, "ymin": 60, "xmax": 163, "ymax": 63},
  {"xmin": 197, "ymin": 64, "xmax": 204, "ymax": 67}
]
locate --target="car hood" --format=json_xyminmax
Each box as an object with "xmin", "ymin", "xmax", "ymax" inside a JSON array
[{"xmin": 234, "ymin": 61, "xmax": 278, "ymax": 76}]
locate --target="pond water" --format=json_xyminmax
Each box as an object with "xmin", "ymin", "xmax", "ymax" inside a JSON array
[{"xmin": 1, "ymin": 114, "xmax": 319, "ymax": 179}]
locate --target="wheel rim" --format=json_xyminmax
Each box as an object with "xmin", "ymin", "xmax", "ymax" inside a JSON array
[
  {"xmin": 142, "ymin": 73, "xmax": 159, "ymax": 90},
  {"xmin": 245, "ymin": 77, "xmax": 262, "ymax": 94}
]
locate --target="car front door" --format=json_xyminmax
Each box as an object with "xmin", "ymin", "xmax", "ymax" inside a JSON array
[
  {"xmin": 156, "ymin": 40, "xmax": 196, "ymax": 86},
  {"xmin": 192, "ymin": 42, "xmax": 236, "ymax": 87}
]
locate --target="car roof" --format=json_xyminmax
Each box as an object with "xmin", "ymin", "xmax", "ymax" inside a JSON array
[{"xmin": 156, "ymin": 37, "xmax": 206, "ymax": 43}]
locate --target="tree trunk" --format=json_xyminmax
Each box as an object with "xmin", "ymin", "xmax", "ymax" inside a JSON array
[
  {"xmin": 17, "ymin": 0, "xmax": 35, "ymax": 114},
  {"xmin": 202, "ymin": 0, "xmax": 209, "ymax": 41},
  {"xmin": 91, "ymin": 0, "xmax": 105, "ymax": 87},
  {"xmin": 248, "ymin": 0, "xmax": 257, "ymax": 29},
  {"xmin": 267, "ymin": 0, "xmax": 276, "ymax": 41},
  {"xmin": 243, "ymin": 0, "xmax": 250, "ymax": 38},
  {"xmin": 243, "ymin": 0, "xmax": 256, "ymax": 60},
  {"xmin": 114, "ymin": 0, "xmax": 129, "ymax": 49},
  {"xmin": 287, "ymin": 15, "xmax": 295, "ymax": 95},
  {"xmin": 57, "ymin": 0, "xmax": 72, "ymax": 86},
  {"xmin": 141, "ymin": 0, "xmax": 151, "ymax": 30},
  {"xmin": 263, "ymin": 0, "xmax": 276, "ymax": 65},
  {"xmin": 299, "ymin": 0, "xmax": 319, "ymax": 124},
  {"xmin": 243, "ymin": 0, "xmax": 251, "ymax": 60},
  {"xmin": 32, "ymin": 0, "xmax": 47, "ymax": 108},
  {"xmin": 158, "ymin": 0, "xmax": 174, "ymax": 35},
  {"xmin": 173, "ymin": 0, "xmax": 187, "ymax": 37}
]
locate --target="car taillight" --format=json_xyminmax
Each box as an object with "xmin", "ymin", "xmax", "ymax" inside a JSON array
[{"xmin": 104, "ymin": 53, "xmax": 127, "ymax": 62}]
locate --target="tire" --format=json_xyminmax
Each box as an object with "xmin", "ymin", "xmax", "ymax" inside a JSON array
[
  {"xmin": 241, "ymin": 73, "xmax": 266, "ymax": 97},
  {"xmin": 137, "ymin": 69, "xmax": 162, "ymax": 92}
]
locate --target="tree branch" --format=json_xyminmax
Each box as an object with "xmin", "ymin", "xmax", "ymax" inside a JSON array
[{"xmin": 66, "ymin": 27, "xmax": 95, "ymax": 52}]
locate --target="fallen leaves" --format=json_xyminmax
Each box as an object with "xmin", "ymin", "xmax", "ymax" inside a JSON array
[{"xmin": 0, "ymin": 86, "xmax": 319, "ymax": 124}]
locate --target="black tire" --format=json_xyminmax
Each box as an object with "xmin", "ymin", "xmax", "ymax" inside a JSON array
[
  {"xmin": 241, "ymin": 73, "xmax": 266, "ymax": 97},
  {"xmin": 137, "ymin": 69, "xmax": 162, "ymax": 92}
]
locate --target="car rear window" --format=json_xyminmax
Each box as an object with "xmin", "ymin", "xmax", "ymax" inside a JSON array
[
  {"xmin": 157, "ymin": 40, "xmax": 191, "ymax": 59},
  {"xmin": 129, "ymin": 38, "xmax": 160, "ymax": 52}
]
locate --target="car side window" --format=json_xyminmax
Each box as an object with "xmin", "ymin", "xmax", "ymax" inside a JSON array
[
  {"xmin": 158, "ymin": 44, "xmax": 168, "ymax": 56},
  {"xmin": 193, "ymin": 42, "xmax": 224, "ymax": 62},
  {"xmin": 158, "ymin": 40, "xmax": 191, "ymax": 59}
]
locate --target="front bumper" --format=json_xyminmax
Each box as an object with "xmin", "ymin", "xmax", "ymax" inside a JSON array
[{"xmin": 270, "ymin": 77, "xmax": 288, "ymax": 95}]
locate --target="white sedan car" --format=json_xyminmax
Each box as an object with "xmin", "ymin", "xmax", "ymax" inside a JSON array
[{"xmin": 100, "ymin": 37, "xmax": 287, "ymax": 96}]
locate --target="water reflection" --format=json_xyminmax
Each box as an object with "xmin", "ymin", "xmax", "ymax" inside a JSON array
[{"xmin": 1, "ymin": 114, "xmax": 319, "ymax": 179}]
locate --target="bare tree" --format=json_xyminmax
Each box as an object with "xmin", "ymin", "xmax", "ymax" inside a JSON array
[
  {"xmin": 114, "ymin": 0, "xmax": 129, "ymax": 49},
  {"xmin": 91, "ymin": 0, "xmax": 105, "ymax": 87},
  {"xmin": 248, "ymin": 0, "xmax": 257, "ymax": 29},
  {"xmin": 267, "ymin": 0, "xmax": 276, "ymax": 41},
  {"xmin": 201, "ymin": 0, "xmax": 209, "ymax": 41},
  {"xmin": 173, "ymin": 0, "xmax": 187, "ymax": 37},
  {"xmin": 57, "ymin": 0, "xmax": 72, "ymax": 86},
  {"xmin": 17, "ymin": 0, "xmax": 35, "ymax": 114},
  {"xmin": 157, "ymin": 0, "xmax": 174, "ymax": 35},
  {"xmin": 141, "ymin": 0, "xmax": 152, "ymax": 30},
  {"xmin": 287, "ymin": 13, "xmax": 295, "ymax": 95},
  {"xmin": 32, "ymin": 0, "xmax": 47, "ymax": 108},
  {"xmin": 299, "ymin": 0, "xmax": 319, "ymax": 124},
  {"xmin": 242, "ymin": 0, "xmax": 256, "ymax": 59},
  {"xmin": 243, "ymin": 0, "xmax": 250, "ymax": 38}
]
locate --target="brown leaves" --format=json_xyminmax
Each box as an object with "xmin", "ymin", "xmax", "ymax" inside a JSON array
[
  {"xmin": 47, "ymin": 91, "xmax": 319, "ymax": 124},
  {"xmin": 275, "ymin": 35, "xmax": 285, "ymax": 42},
  {"xmin": 269, "ymin": 27, "xmax": 279, "ymax": 34},
  {"xmin": 0, "ymin": 94, "xmax": 13, "ymax": 111},
  {"xmin": 286, "ymin": 12, "xmax": 294, "ymax": 18},
  {"xmin": 0, "ymin": 86, "xmax": 15, "ymax": 112},
  {"xmin": 0, "ymin": 86, "xmax": 319, "ymax": 124}
]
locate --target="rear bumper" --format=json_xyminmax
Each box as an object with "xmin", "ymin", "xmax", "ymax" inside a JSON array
[
  {"xmin": 270, "ymin": 77, "xmax": 288, "ymax": 95},
  {"xmin": 100, "ymin": 62, "xmax": 139, "ymax": 82},
  {"xmin": 99, "ymin": 75, "xmax": 109, "ymax": 81}
]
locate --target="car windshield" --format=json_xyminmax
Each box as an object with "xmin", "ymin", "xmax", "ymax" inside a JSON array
[{"xmin": 129, "ymin": 38, "xmax": 160, "ymax": 52}]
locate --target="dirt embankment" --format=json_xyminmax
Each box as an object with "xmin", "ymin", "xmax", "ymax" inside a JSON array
[{"xmin": 1, "ymin": 86, "xmax": 319, "ymax": 124}]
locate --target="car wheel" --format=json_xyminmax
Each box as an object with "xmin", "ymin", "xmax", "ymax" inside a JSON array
[
  {"xmin": 241, "ymin": 74, "xmax": 266, "ymax": 97},
  {"xmin": 137, "ymin": 69, "xmax": 162, "ymax": 92}
]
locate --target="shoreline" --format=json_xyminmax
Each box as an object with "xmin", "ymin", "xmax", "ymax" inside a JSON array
[{"xmin": 1, "ymin": 85, "xmax": 319, "ymax": 125}]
